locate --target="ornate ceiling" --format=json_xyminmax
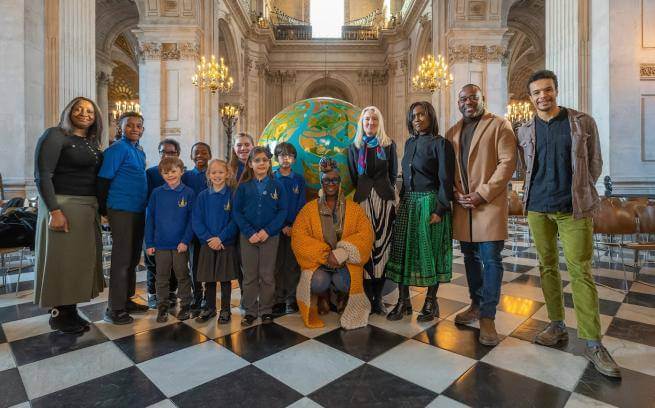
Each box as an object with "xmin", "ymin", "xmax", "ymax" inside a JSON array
[{"xmin": 506, "ymin": 0, "xmax": 545, "ymax": 100}]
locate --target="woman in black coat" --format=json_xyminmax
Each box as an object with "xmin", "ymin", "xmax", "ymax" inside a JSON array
[{"xmin": 347, "ymin": 106, "xmax": 398, "ymax": 314}]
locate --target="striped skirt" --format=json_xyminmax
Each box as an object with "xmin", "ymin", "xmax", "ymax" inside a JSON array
[
  {"xmin": 385, "ymin": 191, "xmax": 452, "ymax": 286},
  {"xmin": 359, "ymin": 188, "xmax": 396, "ymax": 279}
]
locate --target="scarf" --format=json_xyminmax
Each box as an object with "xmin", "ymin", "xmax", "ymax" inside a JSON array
[{"xmin": 357, "ymin": 136, "xmax": 386, "ymax": 175}]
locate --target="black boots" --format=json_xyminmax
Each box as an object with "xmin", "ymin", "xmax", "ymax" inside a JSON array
[
  {"xmin": 387, "ymin": 284, "xmax": 412, "ymax": 321},
  {"xmin": 49, "ymin": 305, "xmax": 88, "ymax": 334},
  {"xmin": 365, "ymin": 279, "xmax": 387, "ymax": 315},
  {"xmin": 417, "ymin": 285, "xmax": 439, "ymax": 322}
]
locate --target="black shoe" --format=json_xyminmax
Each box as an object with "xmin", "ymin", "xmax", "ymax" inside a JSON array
[
  {"xmin": 417, "ymin": 297, "xmax": 438, "ymax": 322},
  {"xmin": 272, "ymin": 303, "xmax": 287, "ymax": 317},
  {"xmin": 157, "ymin": 307, "xmax": 169, "ymax": 323},
  {"xmin": 218, "ymin": 309, "xmax": 231, "ymax": 324},
  {"xmin": 261, "ymin": 314, "xmax": 274, "ymax": 324},
  {"xmin": 195, "ymin": 309, "xmax": 217, "ymax": 323},
  {"xmin": 241, "ymin": 315, "xmax": 257, "ymax": 326},
  {"xmin": 103, "ymin": 309, "xmax": 134, "ymax": 325},
  {"xmin": 125, "ymin": 299, "xmax": 149, "ymax": 314},
  {"xmin": 386, "ymin": 299, "xmax": 413, "ymax": 321},
  {"xmin": 72, "ymin": 308, "xmax": 91, "ymax": 328},
  {"xmin": 286, "ymin": 302, "xmax": 299, "ymax": 314},
  {"xmin": 371, "ymin": 297, "xmax": 387, "ymax": 315},
  {"xmin": 49, "ymin": 307, "xmax": 85, "ymax": 334},
  {"xmin": 177, "ymin": 306, "xmax": 191, "ymax": 321}
]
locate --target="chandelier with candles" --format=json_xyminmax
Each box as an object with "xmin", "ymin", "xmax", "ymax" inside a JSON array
[
  {"xmin": 411, "ymin": 54, "xmax": 453, "ymax": 93},
  {"xmin": 505, "ymin": 101, "xmax": 533, "ymax": 126},
  {"xmin": 191, "ymin": 55, "xmax": 234, "ymax": 94},
  {"xmin": 112, "ymin": 100, "xmax": 140, "ymax": 121}
]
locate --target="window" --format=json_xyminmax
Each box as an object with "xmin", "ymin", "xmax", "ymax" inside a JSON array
[{"xmin": 310, "ymin": 0, "xmax": 344, "ymax": 38}]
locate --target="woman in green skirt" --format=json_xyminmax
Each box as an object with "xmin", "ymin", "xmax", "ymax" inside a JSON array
[{"xmin": 385, "ymin": 101, "xmax": 455, "ymax": 322}]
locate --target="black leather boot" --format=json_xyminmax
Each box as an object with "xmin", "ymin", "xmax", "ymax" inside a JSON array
[
  {"xmin": 417, "ymin": 285, "xmax": 439, "ymax": 322},
  {"xmin": 49, "ymin": 306, "xmax": 85, "ymax": 334},
  {"xmin": 371, "ymin": 279, "xmax": 387, "ymax": 315},
  {"xmin": 386, "ymin": 284, "xmax": 412, "ymax": 321}
]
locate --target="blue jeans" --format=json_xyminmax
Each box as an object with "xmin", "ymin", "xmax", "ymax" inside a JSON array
[
  {"xmin": 460, "ymin": 240, "xmax": 505, "ymax": 318},
  {"xmin": 311, "ymin": 267, "xmax": 350, "ymax": 293}
]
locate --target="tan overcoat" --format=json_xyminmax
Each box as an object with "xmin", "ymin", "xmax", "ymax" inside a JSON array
[{"xmin": 445, "ymin": 112, "xmax": 517, "ymax": 242}]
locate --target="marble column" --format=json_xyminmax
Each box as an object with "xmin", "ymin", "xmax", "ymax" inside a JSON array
[
  {"xmin": 545, "ymin": 0, "xmax": 589, "ymax": 111},
  {"xmin": 136, "ymin": 41, "xmax": 163, "ymax": 167},
  {"xmin": 95, "ymin": 70, "xmax": 112, "ymax": 147},
  {"xmin": 44, "ymin": 0, "xmax": 96, "ymax": 126}
]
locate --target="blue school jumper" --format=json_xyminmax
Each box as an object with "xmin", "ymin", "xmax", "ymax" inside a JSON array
[
  {"xmin": 146, "ymin": 165, "xmax": 165, "ymax": 199},
  {"xmin": 192, "ymin": 186, "xmax": 238, "ymax": 246},
  {"xmin": 274, "ymin": 170, "xmax": 307, "ymax": 227},
  {"xmin": 182, "ymin": 167, "xmax": 208, "ymax": 196},
  {"xmin": 145, "ymin": 183, "xmax": 195, "ymax": 250},
  {"xmin": 233, "ymin": 176, "xmax": 288, "ymax": 238}
]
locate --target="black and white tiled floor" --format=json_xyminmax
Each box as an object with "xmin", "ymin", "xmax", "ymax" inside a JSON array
[{"xmin": 1, "ymin": 234, "xmax": 655, "ymax": 407}]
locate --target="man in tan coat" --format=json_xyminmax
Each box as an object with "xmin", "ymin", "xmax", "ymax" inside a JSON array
[{"xmin": 445, "ymin": 84, "xmax": 517, "ymax": 345}]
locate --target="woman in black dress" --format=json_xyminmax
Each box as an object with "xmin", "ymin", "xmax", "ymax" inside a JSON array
[
  {"xmin": 34, "ymin": 97, "xmax": 105, "ymax": 334},
  {"xmin": 347, "ymin": 106, "xmax": 397, "ymax": 314}
]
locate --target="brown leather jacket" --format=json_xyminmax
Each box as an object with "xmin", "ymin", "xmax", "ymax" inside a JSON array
[{"xmin": 517, "ymin": 108, "xmax": 603, "ymax": 219}]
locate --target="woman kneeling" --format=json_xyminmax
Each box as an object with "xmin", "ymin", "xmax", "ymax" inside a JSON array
[{"xmin": 291, "ymin": 157, "xmax": 374, "ymax": 329}]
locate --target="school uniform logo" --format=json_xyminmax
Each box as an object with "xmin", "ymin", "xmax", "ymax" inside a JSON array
[
  {"xmin": 178, "ymin": 197, "xmax": 188, "ymax": 208},
  {"xmin": 271, "ymin": 189, "xmax": 279, "ymax": 200},
  {"xmin": 292, "ymin": 185, "xmax": 300, "ymax": 194},
  {"xmin": 224, "ymin": 200, "xmax": 231, "ymax": 211}
]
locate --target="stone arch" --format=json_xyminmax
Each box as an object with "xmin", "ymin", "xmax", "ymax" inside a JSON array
[
  {"xmin": 218, "ymin": 18, "xmax": 242, "ymax": 89},
  {"xmin": 296, "ymin": 74, "xmax": 358, "ymax": 105}
]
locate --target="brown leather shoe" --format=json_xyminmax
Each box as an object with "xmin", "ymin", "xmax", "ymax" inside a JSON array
[
  {"xmin": 318, "ymin": 293, "xmax": 330, "ymax": 315},
  {"xmin": 534, "ymin": 322, "xmax": 568, "ymax": 346},
  {"xmin": 454, "ymin": 305, "xmax": 480, "ymax": 324},
  {"xmin": 479, "ymin": 317, "xmax": 500, "ymax": 346}
]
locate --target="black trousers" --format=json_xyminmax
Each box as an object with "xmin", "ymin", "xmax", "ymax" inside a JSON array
[
  {"xmin": 107, "ymin": 209, "xmax": 145, "ymax": 312},
  {"xmin": 189, "ymin": 237, "xmax": 203, "ymax": 306},
  {"xmin": 144, "ymin": 245, "xmax": 177, "ymax": 295}
]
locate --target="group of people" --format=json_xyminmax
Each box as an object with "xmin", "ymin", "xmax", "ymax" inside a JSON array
[{"xmin": 32, "ymin": 69, "xmax": 621, "ymax": 379}]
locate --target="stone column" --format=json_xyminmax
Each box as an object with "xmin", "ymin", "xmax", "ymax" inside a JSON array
[
  {"xmin": 95, "ymin": 67, "xmax": 113, "ymax": 148},
  {"xmin": 44, "ymin": 0, "xmax": 96, "ymax": 126},
  {"xmin": 432, "ymin": 0, "xmax": 448, "ymax": 131},
  {"xmin": 136, "ymin": 41, "xmax": 163, "ymax": 167},
  {"xmin": 545, "ymin": 0, "xmax": 589, "ymax": 111}
]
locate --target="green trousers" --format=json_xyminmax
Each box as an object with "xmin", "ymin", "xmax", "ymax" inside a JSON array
[{"xmin": 527, "ymin": 211, "xmax": 601, "ymax": 340}]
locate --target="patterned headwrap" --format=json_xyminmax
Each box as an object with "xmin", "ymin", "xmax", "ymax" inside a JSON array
[{"xmin": 319, "ymin": 156, "xmax": 339, "ymax": 176}]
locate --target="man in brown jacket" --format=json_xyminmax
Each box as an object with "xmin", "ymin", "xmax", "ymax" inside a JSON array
[
  {"xmin": 518, "ymin": 69, "xmax": 620, "ymax": 378},
  {"xmin": 446, "ymin": 84, "xmax": 517, "ymax": 346}
]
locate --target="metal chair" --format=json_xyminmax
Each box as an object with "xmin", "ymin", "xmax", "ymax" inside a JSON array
[
  {"xmin": 0, "ymin": 247, "xmax": 28, "ymax": 295},
  {"xmin": 625, "ymin": 201, "xmax": 655, "ymax": 287}
]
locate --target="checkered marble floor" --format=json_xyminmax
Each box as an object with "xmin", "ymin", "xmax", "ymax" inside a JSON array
[{"xmin": 1, "ymin": 238, "xmax": 655, "ymax": 407}]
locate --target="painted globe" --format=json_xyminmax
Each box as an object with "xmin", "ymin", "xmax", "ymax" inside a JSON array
[{"xmin": 259, "ymin": 97, "xmax": 361, "ymax": 196}]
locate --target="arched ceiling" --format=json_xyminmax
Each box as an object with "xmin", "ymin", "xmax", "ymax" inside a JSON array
[
  {"xmin": 507, "ymin": 0, "xmax": 544, "ymax": 100},
  {"xmin": 96, "ymin": 0, "xmax": 139, "ymax": 55}
]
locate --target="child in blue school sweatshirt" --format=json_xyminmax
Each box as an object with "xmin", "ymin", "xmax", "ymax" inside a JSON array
[
  {"xmin": 233, "ymin": 146, "xmax": 288, "ymax": 327},
  {"xmin": 272, "ymin": 142, "xmax": 307, "ymax": 316},
  {"xmin": 192, "ymin": 159, "xmax": 239, "ymax": 324},
  {"xmin": 145, "ymin": 156, "xmax": 195, "ymax": 323},
  {"xmin": 182, "ymin": 142, "xmax": 212, "ymax": 316}
]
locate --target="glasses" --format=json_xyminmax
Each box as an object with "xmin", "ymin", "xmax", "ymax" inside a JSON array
[
  {"xmin": 458, "ymin": 95, "xmax": 480, "ymax": 103},
  {"xmin": 321, "ymin": 176, "xmax": 341, "ymax": 185},
  {"xmin": 252, "ymin": 157, "xmax": 270, "ymax": 164}
]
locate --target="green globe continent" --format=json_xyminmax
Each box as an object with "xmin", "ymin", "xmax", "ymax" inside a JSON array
[{"xmin": 259, "ymin": 97, "xmax": 361, "ymax": 196}]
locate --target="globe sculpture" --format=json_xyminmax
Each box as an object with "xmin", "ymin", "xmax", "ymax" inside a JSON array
[{"xmin": 259, "ymin": 97, "xmax": 361, "ymax": 197}]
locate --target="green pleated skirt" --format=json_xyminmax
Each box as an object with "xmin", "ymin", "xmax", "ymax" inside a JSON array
[{"xmin": 385, "ymin": 191, "xmax": 452, "ymax": 286}]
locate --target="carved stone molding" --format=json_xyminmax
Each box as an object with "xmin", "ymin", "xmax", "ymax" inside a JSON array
[
  {"xmin": 139, "ymin": 42, "xmax": 161, "ymax": 61},
  {"xmin": 179, "ymin": 42, "xmax": 200, "ymax": 60},
  {"xmin": 161, "ymin": 43, "xmax": 180, "ymax": 60},
  {"xmin": 357, "ymin": 69, "xmax": 388, "ymax": 85},
  {"xmin": 448, "ymin": 44, "xmax": 508, "ymax": 64},
  {"xmin": 266, "ymin": 69, "xmax": 297, "ymax": 85},
  {"xmin": 161, "ymin": 127, "xmax": 182, "ymax": 137},
  {"xmin": 641, "ymin": 63, "xmax": 655, "ymax": 80},
  {"xmin": 96, "ymin": 71, "xmax": 112, "ymax": 86}
]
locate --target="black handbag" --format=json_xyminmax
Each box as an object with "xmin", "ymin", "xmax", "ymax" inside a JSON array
[{"xmin": 0, "ymin": 208, "xmax": 37, "ymax": 250}]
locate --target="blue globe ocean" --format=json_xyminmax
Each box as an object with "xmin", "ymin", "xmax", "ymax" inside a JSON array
[{"xmin": 259, "ymin": 97, "xmax": 361, "ymax": 197}]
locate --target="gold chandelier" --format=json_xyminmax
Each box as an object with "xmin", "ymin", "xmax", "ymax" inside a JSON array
[
  {"xmin": 191, "ymin": 55, "xmax": 234, "ymax": 94},
  {"xmin": 505, "ymin": 101, "xmax": 533, "ymax": 125},
  {"xmin": 412, "ymin": 54, "xmax": 453, "ymax": 93},
  {"xmin": 112, "ymin": 100, "xmax": 140, "ymax": 121}
]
